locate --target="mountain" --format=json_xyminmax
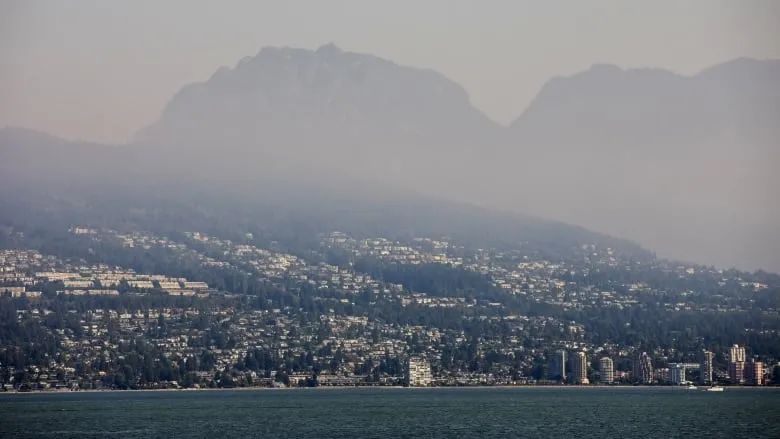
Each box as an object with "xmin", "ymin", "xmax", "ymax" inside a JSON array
[
  {"xmin": 1, "ymin": 47, "xmax": 777, "ymax": 271},
  {"xmin": 512, "ymin": 58, "xmax": 780, "ymax": 150},
  {"xmin": 0, "ymin": 126, "xmax": 646, "ymax": 262},
  {"xmin": 503, "ymin": 58, "xmax": 779, "ymax": 271},
  {"xmin": 134, "ymin": 43, "xmax": 501, "ymax": 186},
  {"xmin": 138, "ymin": 43, "xmax": 499, "ymax": 145}
]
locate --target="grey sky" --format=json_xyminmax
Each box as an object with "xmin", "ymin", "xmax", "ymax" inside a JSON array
[{"xmin": 1, "ymin": 0, "xmax": 779, "ymax": 144}]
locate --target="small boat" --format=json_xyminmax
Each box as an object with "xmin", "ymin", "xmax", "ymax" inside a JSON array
[
  {"xmin": 686, "ymin": 384, "xmax": 697, "ymax": 390},
  {"xmin": 705, "ymin": 386, "xmax": 724, "ymax": 392}
]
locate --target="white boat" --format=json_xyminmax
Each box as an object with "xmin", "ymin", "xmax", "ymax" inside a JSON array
[
  {"xmin": 686, "ymin": 384, "xmax": 697, "ymax": 390},
  {"xmin": 705, "ymin": 386, "xmax": 724, "ymax": 392}
]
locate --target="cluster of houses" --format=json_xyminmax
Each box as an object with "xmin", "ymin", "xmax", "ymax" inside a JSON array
[
  {"xmin": 320, "ymin": 232, "xmax": 771, "ymax": 313},
  {"xmin": 1, "ymin": 249, "xmax": 216, "ymax": 299},
  {"xmin": 0, "ymin": 227, "xmax": 776, "ymax": 391}
]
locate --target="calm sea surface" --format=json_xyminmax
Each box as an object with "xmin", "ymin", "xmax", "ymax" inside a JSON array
[{"xmin": 1, "ymin": 387, "xmax": 778, "ymax": 438}]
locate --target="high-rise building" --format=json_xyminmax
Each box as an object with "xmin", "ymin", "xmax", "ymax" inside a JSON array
[
  {"xmin": 633, "ymin": 352, "xmax": 654, "ymax": 384},
  {"xmin": 728, "ymin": 361, "xmax": 745, "ymax": 384},
  {"xmin": 700, "ymin": 350, "xmax": 714, "ymax": 385},
  {"xmin": 654, "ymin": 368, "xmax": 670, "ymax": 383},
  {"xmin": 729, "ymin": 345, "xmax": 746, "ymax": 363},
  {"xmin": 405, "ymin": 356, "xmax": 431, "ymax": 387},
  {"xmin": 669, "ymin": 363, "xmax": 686, "ymax": 385},
  {"xmin": 745, "ymin": 359, "xmax": 764, "ymax": 386},
  {"xmin": 569, "ymin": 351, "xmax": 589, "ymax": 384},
  {"xmin": 548, "ymin": 350, "xmax": 567, "ymax": 381},
  {"xmin": 728, "ymin": 344, "xmax": 746, "ymax": 384},
  {"xmin": 599, "ymin": 357, "xmax": 614, "ymax": 383}
]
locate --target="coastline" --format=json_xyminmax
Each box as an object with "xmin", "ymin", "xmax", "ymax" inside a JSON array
[{"xmin": 2, "ymin": 384, "xmax": 777, "ymax": 395}]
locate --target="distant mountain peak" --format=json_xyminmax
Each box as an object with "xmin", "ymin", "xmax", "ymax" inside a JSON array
[
  {"xmin": 134, "ymin": 44, "xmax": 497, "ymax": 149},
  {"xmin": 315, "ymin": 42, "xmax": 342, "ymax": 55},
  {"xmin": 513, "ymin": 57, "xmax": 780, "ymax": 129}
]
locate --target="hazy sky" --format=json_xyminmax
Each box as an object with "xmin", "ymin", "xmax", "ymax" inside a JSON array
[{"xmin": 1, "ymin": 0, "xmax": 779, "ymax": 144}]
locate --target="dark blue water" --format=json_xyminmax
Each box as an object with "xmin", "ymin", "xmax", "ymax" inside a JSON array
[{"xmin": 1, "ymin": 387, "xmax": 778, "ymax": 438}]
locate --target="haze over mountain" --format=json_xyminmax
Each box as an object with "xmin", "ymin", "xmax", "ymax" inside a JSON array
[
  {"xmin": 1, "ymin": 45, "xmax": 777, "ymax": 271},
  {"xmin": 504, "ymin": 57, "xmax": 779, "ymax": 272},
  {"xmin": 132, "ymin": 43, "xmax": 501, "ymax": 185}
]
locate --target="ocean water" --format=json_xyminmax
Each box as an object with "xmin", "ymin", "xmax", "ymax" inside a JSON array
[{"xmin": 1, "ymin": 387, "xmax": 778, "ymax": 438}]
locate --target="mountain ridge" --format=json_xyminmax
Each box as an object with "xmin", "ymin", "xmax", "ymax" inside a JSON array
[
  {"xmin": 1, "ymin": 47, "xmax": 777, "ymax": 271},
  {"xmin": 134, "ymin": 44, "xmax": 499, "ymax": 149}
]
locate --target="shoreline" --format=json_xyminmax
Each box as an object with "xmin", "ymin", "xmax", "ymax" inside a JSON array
[{"xmin": 2, "ymin": 384, "xmax": 778, "ymax": 395}]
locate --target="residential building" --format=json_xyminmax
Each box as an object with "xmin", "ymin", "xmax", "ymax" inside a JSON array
[
  {"xmin": 700, "ymin": 350, "xmax": 714, "ymax": 385},
  {"xmin": 728, "ymin": 361, "xmax": 745, "ymax": 384},
  {"xmin": 729, "ymin": 345, "xmax": 746, "ymax": 363},
  {"xmin": 728, "ymin": 344, "xmax": 746, "ymax": 384},
  {"xmin": 569, "ymin": 351, "xmax": 588, "ymax": 384},
  {"xmin": 745, "ymin": 359, "xmax": 764, "ymax": 386},
  {"xmin": 669, "ymin": 363, "xmax": 686, "ymax": 385},
  {"xmin": 633, "ymin": 352, "xmax": 654, "ymax": 384},
  {"xmin": 548, "ymin": 349, "xmax": 567, "ymax": 381},
  {"xmin": 599, "ymin": 357, "xmax": 614, "ymax": 383},
  {"xmin": 406, "ymin": 356, "xmax": 431, "ymax": 387}
]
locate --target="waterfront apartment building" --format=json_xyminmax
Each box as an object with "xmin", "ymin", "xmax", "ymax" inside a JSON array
[
  {"xmin": 547, "ymin": 350, "xmax": 567, "ymax": 382},
  {"xmin": 700, "ymin": 350, "xmax": 714, "ymax": 384},
  {"xmin": 569, "ymin": 351, "xmax": 589, "ymax": 384},
  {"xmin": 728, "ymin": 361, "xmax": 745, "ymax": 384},
  {"xmin": 729, "ymin": 344, "xmax": 747, "ymax": 384},
  {"xmin": 599, "ymin": 357, "xmax": 614, "ymax": 383},
  {"xmin": 654, "ymin": 368, "xmax": 670, "ymax": 383},
  {"xmin": 745, "ymin": 359, "xmax": 765, "ymax": 386},
  {"xmin": 633, "ymin": 352, "xmax": 654, "ymax": 384},
  {"xmin": 405, "ymin": 356, "xmax": 432, "ymax": 387},
  {"xmin": 669, "ymin": 364, "xmax": 686, "ymax": 385},
  {"xmin": 729, "ymin": 345, "xmax": 746, "ymax": 363}
]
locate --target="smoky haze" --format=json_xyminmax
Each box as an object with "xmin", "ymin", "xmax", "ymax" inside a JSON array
[
  {"xmin": 0, "ymin": 1, "xmax": 779, "ymax": 272},
  {"xmin": 132, "ymin": 46, "xmax": 780, "ymax": 271}
]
